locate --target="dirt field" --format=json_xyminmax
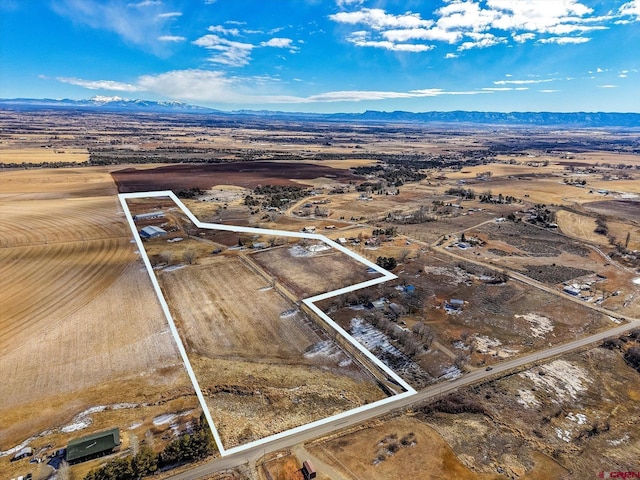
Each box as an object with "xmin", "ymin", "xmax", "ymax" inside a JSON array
[
  {"xmin": 250, "ymin": 244, "xmax": 379, "ymax": 298},
  {"xmin": 156, "ymin": 256, "xmax": 387, "ymax": 448},
  {"xmin": 112, "ymin": 161, "xmax": 362, "ymax": 192},
  {"xmin": 0, "ymin": 167, "xmax": 196, "ymax": 476},
  {"xmin": 309, "ymin": 416, "xmax": 502, "ymax": 480}
]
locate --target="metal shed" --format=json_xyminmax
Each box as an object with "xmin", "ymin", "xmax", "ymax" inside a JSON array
[{"xmin": 66, "ymin": 428, "xmax": 120, "ymax": 464}]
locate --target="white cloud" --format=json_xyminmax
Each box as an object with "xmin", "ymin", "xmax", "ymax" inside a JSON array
[
  {"xmin": 208, "ymin": 25, "xmax": 240, "ymax": 36},
  {"xmin": 158, "ymin": 35, "xmax": 185, "ymax": 42},
  {"xmin": 537, "ymin": 36, "xmax": 590, "ymax": 44},
  {"xmin": 192, "ymin": 34, "xmax": 255, "ymax": 66},
  {"xmin": 52, "ymin": 0, "xmax": 180, "ymax": 52},
  {"xmin": 382, "ymin": 27, "xmax": 461, "ymax": 43},
  {"xmin": 348, "ymin": 38, "xmax": 433, "ymax": 52},
  {"xmin": 330, "ymin": 8, "xmax": 433, "ymax": 30},
  {"xmin": 445, "ymin": 52, "xmax": 458, "ymax": 58},
  {"xmin": 618, "ymin": 0, "xmax": 640, "ymax": 20},
  {"xmin": 494, "ymin": 78, "xmax": 556, "ymax": 85},
  {"xmin": 128, "ymin": 0, "xmax": 161, "ymax": 7},
  {"xmin": 336, "ymin": 0, "xmax": 364, "ymax": 7},
  {"xmin": 57, "ymin": 69, "xmax": 495, "ymax": 104},
  {"xmin": 330, "ymin": 1, "xmax": 618, "ymax": 53},
  {"xmin": 458, "ymin": 32, "xmax": 505, "ymax": 50},
  {"xmin": 261, "ymin": 38, "xmax": 294, "ymax": 48},
  {"xmin": 540, "ymin": 89, "xmax": 559, "ymax": 93},
  {"xmin": 598, "ymin": 84, "xmax": 618, "ymax": 88},
  {"xmin": 56, "ymin": 76, "xmax": 144, "ymax": 92},
  {"xmin": 156, "ymin": 11, "xmax": 181, "ymax": 18},
  {"xmin": 512, "ymin": 32, "xmax": 536, "ymax": 43}
]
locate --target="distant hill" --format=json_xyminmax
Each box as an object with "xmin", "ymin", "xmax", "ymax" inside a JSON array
[
  {"xmin": 1, "ymin": 97, "xmax": 639, "ymax": 127},
  {"xmin": 0, "ymin": 96, "xmax": 219, "ymax": 114}
]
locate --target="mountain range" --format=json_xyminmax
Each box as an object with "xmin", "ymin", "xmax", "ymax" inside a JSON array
[{"xmin": 1, "ymin": 97, "xmax": 639, "ymax": 128}]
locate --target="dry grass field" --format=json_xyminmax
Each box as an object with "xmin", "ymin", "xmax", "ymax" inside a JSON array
[
  {"xmin": 155, "ymin": 256, "xmax": 386, "ymax": 448},
  {"xmin": 309, "ymin": 416, "xmax": 502, "ymax": 480},
  {"xmin": 250, "ymin": 245, "xmax": 379, "ymax": 298},
  {"xmin": 418, "ymin": 344, "xmax": 640, "ymax": 477},
  {"xmin": 0, "ymin": 167, "xmax": 196, "ymax": 476},
  {"xmin": 0, "ymin": 147, "xmax": 89, "ymax": 165}
]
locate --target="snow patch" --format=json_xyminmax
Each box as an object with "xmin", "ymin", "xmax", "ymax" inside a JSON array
[
  {"xmin": 566, "ymin": 412, "xmax": 587, "ymax": 425},
  {"xmin": 517, "ymin": 389, "xmax": 540, "ymax": 409},
  {"xmin": 304, "ymin": 340, "xmax": 341, "ymax": 359},
  {"xmin": 129, "ymin": 422, "xmax": 143, "ymax": 430},
  {"xmin": 153, "ymin": 413, "xmax": 177, "ymax": 426},
  {"xmin": 608, "ymin": 434, "xmax": 629, "ymax": 446},
  {"xmin": 289, "ymin": 244, "xmax": 329, "ymax": 257},
  {"xmin": 520, "ymin": 360, "xmax": 591, "ymax": 402},
  {"xmin": 280, "ymin": 308, "xmax": 298, "ymax": 319},
  {"xmin": 61, "ymin": 418, "xmax": 92, "ymax": 433},
  {"xmin": 153, "ymin": 410, "xmax": 194, "ymax": 426},
  {"xmin": 59, "ymin": 405, "xmax": 108, "ymax": 433},
  {"xmin": 440, "ymin": 365, "xmax": 463, "ymax": 380},
  {"xmin": 472, "ymin": 335, "xmax": 518, "ymax": 358},
  {"xmin": 423, "ymin": 265, "xmax": 470, "ymax": 285},
  {"xmin": 555, "ymin": 428, "xmax": 572, "ymax": 442},
  {"xmin": 515, "ymin": 313, "xmax": 554, "ymax": 338},
  {"xmin": 350, "ymin": 318, "xmax": 422, "ymax": 377},
  {"xmin": 632, "ymin": 277, "xmax": 640, "ymax": 286},
  {"xmin": 163, "ymin": 264, "xmax": 186, "ymax": 272}
]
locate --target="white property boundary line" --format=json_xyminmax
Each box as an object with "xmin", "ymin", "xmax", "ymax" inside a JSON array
[{"xmin": 118, "ymin": 190, "xmax": 417, "ymax": 457}]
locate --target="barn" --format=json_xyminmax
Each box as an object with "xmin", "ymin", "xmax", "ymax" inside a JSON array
[
  {"xmin": 140, "ymin": 225, "xmax": 167, "ymax": 239},
  {"xmin": 133, "ymin": 211, "xmax": 164, "ymax": 221},
  {"xmin": 66, "ymin": 428, "xmax": 120, "ymax": 464}
]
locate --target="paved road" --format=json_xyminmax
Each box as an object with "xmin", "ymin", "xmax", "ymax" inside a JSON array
[
  {"xmin": 166, "ymin": 315, "xmax": 640, "ymax": 480},
  {"xmin": 167, "ymin": 221, "xmax": 639, "ymax": 480}
]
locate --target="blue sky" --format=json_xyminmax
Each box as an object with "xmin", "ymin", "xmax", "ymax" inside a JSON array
[{"xmin": 1, "ymin": 0, "xmax": 639, "ymax": 112}]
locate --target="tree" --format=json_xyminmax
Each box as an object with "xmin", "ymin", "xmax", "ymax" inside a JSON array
[
  {"xmin": 159, "ymin": 250, "xmax": 173, "ymax": 266},
  {"xmin": 376, "ymin": 256, "xmax": 397, "ymax": 270},
  {"xmin": 183, "ymin": 248, "xmax": 197, "ymax": 265},
  {"xmin": 131, "ymin": 447, "xmax": 158, "ymax": 477},
  {"xmin": 625, "ymin": 232, "xmax": 631, "ymax": 249}
]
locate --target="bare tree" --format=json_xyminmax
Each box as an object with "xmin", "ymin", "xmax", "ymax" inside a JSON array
[
  {"xmin": 57, "ymin": 460, "xmax": 71, "ymax": 480},
  {"xmin": 129, "ymin": 432, "xmax": 140, "ymax": 455},
  {"xmin": 159, "ymin": 250, "xmax": 173, "ymax": 265},
  {"xmin": 398, "ymin": 249, "xmax": 411, "ymax": 263},
  {"xmin": 144, "ymin": 429, "xmax": 155, "ymax": 451},
  {"xmin": 454, "ymin": 353, "xmax": 469, "ymax": 371},
  {"xmin": 183, "ymin": 247, "xmax": 197, "ymax": 265}
]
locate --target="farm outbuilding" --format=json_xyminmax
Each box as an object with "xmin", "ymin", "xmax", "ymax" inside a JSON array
[
  {"xmin": 139, "ymin": 225, "xmax": 167, "ymax": 239},
  {"xmin": 133, "ymin": 211, "xmax": 164, "ymax": 221},
  {"xmin": 66, "ymin": 428, "xmax": 120, "ymax": 464},
  {"xmin": 302, "ymin": 460, "xmax": 317, "ymax": 479}
]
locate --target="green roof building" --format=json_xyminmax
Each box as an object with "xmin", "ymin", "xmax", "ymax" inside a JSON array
[{"xmin": 66, "ymin": 428, "xmax": 120, "ymax": 464}]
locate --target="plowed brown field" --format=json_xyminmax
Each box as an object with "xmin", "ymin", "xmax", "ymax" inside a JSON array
[{"xmin": 0, "ymin": 168, "xmax": 191, "ymax": 464}]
